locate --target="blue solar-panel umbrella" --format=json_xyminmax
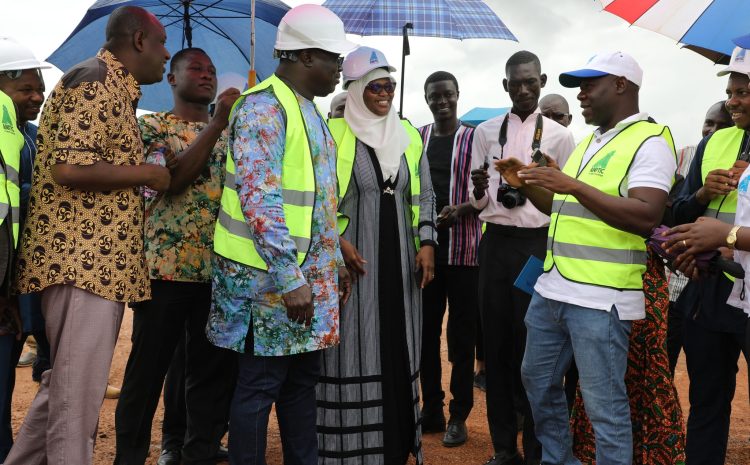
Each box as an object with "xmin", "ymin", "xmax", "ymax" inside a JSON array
[
  {"xmin": 46, "ymin": 0, "xmax": 291, "ymax": 111},
  {"xmin": 322, "ymin": 0, "xmax": 517, "ymax": 116}
]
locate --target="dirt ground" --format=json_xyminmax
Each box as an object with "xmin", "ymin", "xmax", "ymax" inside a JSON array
[{"xmin": 10, "ymin": 310, "xmax": 750, "ymax": 464}]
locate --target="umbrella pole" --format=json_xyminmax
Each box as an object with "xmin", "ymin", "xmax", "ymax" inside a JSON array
[
  {"xmin": 399, "ymin": 23, "xmax": 413, "ymax": 118},
  {"xmin": 249, "ymin": 0, "xmax": 257, "ymax": 86}
]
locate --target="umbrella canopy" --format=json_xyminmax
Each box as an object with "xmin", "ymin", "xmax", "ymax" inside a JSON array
[
  {"xmin": 322, "ymin": 0, "xmax": 516, "ymax": 40},
  {"xmin": 599, "ymin": 0, "xmax": 749, "ymax": 64},
  {"xmin": 322, "ymin": 0, "xmax": 516, "ymax": 116},
  {"xmin": 47, "ymin": 0, "xmax": 290, "ymax": 111},
  {"xmin": 460, "ymin": 107, "xmax": 510, "ymax": 126}
]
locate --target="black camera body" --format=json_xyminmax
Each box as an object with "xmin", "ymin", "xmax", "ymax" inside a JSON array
[{"xmin": 497, "ymin": 183, "xmax": 526, "ymax": 209}]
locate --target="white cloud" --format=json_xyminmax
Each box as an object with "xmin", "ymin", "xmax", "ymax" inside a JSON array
[{"xmin": 4, "ymin": 0, "xmax": 731, "ymax": 148}]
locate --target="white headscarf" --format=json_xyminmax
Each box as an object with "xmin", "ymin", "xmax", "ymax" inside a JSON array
[{"xmin": 344, "ymin": 68, "xmax": 410, "ymax": 182}]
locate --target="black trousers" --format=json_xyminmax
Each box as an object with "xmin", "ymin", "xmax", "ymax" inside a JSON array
[
  {"xmin": 684, "ymin": 315, "xmax": 748, "ymax": 465},
  {"xmin": 420, "ymin": 265, "xmax": 478, "ymax": 422},
  {"xmin": 161, "ymin": 330, "xmax": 187, "ymax": 452},
  {"xmin": 479, "ymin": 224, "xmax": 544, "ymax": 463},
  {"xmin": 666, "ymin": 300, "xmax": 685, "ymax": 375},
  {"xmin": 114, "ymin": 280, "xmax": 237, "ymax": 465}
]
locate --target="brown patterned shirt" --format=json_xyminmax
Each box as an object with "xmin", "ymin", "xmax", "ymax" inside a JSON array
[{"xmin": 15, "ymin": 49, "xmax": 150, "ymax": 303}]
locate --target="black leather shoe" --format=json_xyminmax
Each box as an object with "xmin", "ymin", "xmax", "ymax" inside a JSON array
[
  {"xmin": 442, "ymin": 421, "xmax": 467, "ymax": 447},
  {"xmin": 421, "ymin": 410, "xmax": 446, "ymax": 433},
  {"xmin": 474, "ymin": 370, "xmax": 487, "ymax": 391},
  {"xmin": 483, "ymin": 451, "xmax": 524, "ymax": 465},
  {"xmin": 215, "ymin": 444, "xmax": 229, "ymax": 462},
  {"xmin": 157, "ymin": 449, "xmax": 181, "ymax": 465}
]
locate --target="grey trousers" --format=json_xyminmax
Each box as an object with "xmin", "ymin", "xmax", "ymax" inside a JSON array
[{"xmin": 5, "ymin": 284, "xmax": 124, "ymax": 465}]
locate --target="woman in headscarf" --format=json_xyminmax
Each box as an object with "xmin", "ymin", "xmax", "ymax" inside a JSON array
[{"xmin": 317, "ymin": 47, "xmax": 437, "ymax": 465}]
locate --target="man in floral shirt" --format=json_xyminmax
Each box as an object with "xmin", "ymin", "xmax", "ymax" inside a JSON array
[
  {"xmin": 206, "ymin": 4, "xmax": 354, "ymax": 463},
  {"xmin": 114, "ymin": 48, "xmax": 240, "ymax": 465}
]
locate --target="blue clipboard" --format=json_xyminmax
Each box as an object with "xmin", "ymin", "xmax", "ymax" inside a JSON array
[{"xmin": 513, "ymin": 255, "xmax": 544, "ymax": 295}]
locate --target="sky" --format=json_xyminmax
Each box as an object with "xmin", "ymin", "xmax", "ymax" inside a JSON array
[{"xmin": 2, "ymin": 0, "xmax": 736, "ymax": 148}]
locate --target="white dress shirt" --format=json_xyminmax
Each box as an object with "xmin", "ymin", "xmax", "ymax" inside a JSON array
[
  {"xmin": 534, "ymin": 112, "xmax": 677, "ymax": 320},
  {"xmin": 469, "ymin": 108, "xmax": 575, "ymax": 228},
  {"xmin": 728, "ymin": 168, "xmax": 750, "ymax": 316}
]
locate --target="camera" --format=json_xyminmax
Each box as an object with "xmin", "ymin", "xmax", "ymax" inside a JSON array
[{"xmin": 497, "ymin": 183, "xmax": 526, "ymax": 209}]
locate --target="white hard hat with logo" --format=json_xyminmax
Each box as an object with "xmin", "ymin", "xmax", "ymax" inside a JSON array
[
  {"xmin": 0, "ymin": 37, "xmax": 49, "ymax": 74},
  {"xmin": 274, "ymin": 4, "xmax": 357, "ymax": 55},
  {"xmin": 342, "ymin": 46, "xmax": 395, "ymax": 89}
]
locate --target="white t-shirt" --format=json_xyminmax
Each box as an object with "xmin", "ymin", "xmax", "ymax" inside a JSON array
[
  {"xmin": 727, "ymin": 168, "xmax": 750, "ymax": 316},
  {"xmin": 534, "ymin": 113, "xmax": 677, "ymax": 320}
]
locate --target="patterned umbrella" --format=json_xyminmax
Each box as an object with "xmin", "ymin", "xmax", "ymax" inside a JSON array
[
  {"xmin": 322, "ymin": 0, "xmax": 517, "ymax": 115},
  {"xmin": 599, "ymin": 0, "xmax": 750, "ymax": 64},
  {"xmin": 46, "ymin": 0, "xmax": 290, "ymax": 111}
]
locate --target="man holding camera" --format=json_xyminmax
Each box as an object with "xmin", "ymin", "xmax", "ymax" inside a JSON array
[{"xmin": 469, "ymin": 51, "xmax": 574, "ymax": 465}]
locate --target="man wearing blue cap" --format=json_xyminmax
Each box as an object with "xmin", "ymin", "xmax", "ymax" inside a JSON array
[{"xmin": 497, "ymin": 51, "xmax": 676, "ymax": 464}]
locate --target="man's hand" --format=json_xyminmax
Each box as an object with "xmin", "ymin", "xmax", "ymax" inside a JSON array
[
  {"xmin": 340, "ymin": 236, "xmax": 367, "ymax": 281},
  {"xmin": 282, "ymin": 284, "xmax": 314, "ymax": 326},
  {"xmin": 494, "ymin": 157, "xmax": 526, "ymax": 188},
  {"xmin": 338, "ymin": 266, "xmax": 352, "ymax": 306},
  {"xmin": 144, "ymin": 165, "xmax": 171, "ymax": 192},
  {"xmin": 695, "ymin": 168, "xmax": 738, "ymax": 204},
  {"xmin": 471, "ymin": 163, "xmax": 490, "ymax": 200},
  {"xmin": 664, "ymin": 216, "xmax": 733, "ymax": 256},
  {"xmin": 146, "ymin": 142, "xmax": 178, "ymax": 172},
  {"xmin": 436, "ymin": 205, "xmax": 458, "ymax": 229},
  {"xmin": 211, "ymin": 87, "xmax": 242, "ymax": 130},
  {"xmin": 415, "ymin": 245, "xmax": 435, "ymax": 289},
  {"xmin": 519, "ymin": 166, "xmax": 580, "ymax": 195}
]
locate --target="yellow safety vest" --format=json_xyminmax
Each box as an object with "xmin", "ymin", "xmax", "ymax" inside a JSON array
[
  {"xmin": 544, "ymin": 121, "xmax": 675, "ymax": 290},
  {"xmin": 328, "ymin": 118, "xmax": 424, "ymax": 249},
  {"xmin": 213, "ymin": 75, "xmax": 315, "ymax": 269},
  {"xmin": 700, "ymin": 126, "xmax": 745, "ymax": 282},
  {"xmin": 701, "ymin": 126, "xmax": 745, "ymax": 224},
  {"xmin": 0, "ymin": 90, "xmax": 21, "ymax": 247}
]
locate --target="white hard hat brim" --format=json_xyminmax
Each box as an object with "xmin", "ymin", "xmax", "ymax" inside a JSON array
[
  {"xmin": 0, "ymin": 59, "xmax": 52, "ymax": 72},
  {"xmin": 342, "ymin": 64, "xmax": 396, "ymax": 89}
]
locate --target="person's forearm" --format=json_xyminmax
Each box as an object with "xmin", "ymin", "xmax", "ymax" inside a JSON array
[
  {"xmin": 519, "ymin": 185, "xmax": 554, "ymax": 215},
  {"xmin": 570, "ymin": 182, "xmax": 663, "ymax": 236},
  {"xmin": 168, "ymin": 122, "xmax": 225, "ymax": 194},
  {"xmin": 52, "ymin": 161, "xmax": 156, "ymax": 192}
]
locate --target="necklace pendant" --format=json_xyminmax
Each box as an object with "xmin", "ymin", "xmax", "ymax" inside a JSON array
[{"xmin": 383, "ymin": 186, "xmax": 395, "ymax": 195}]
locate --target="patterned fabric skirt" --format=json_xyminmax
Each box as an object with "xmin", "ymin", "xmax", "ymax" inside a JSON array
[{"xmin": 570, "ymin": 251, "xmax": 686, "ymax": 465}]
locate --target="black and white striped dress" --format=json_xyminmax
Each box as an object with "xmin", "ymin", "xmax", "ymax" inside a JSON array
[{"xmin": 317, "ymin": 139, "xmax": 437, "ymax": 465}]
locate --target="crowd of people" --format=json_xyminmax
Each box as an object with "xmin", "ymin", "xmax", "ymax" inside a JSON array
[{"xmin": 1, "ymin": 3, "xmax": 750, "ymax": 465}]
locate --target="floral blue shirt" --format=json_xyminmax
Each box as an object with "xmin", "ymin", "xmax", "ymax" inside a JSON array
[{"xmin": 207, "ymin": 87, "xmax": 343, "ymax": 356}]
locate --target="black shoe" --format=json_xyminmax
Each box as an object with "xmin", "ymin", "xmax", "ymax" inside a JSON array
[
  {"xmin": 157, "ymin": 449, "xmax": 181, "ymax": 465},
  {"xmin": 483, "ymin": 451, "xmax": 523, "ymax": 465},
  {"xmin": 421, "ymin": 410, "xmax": 446, "ymax": 433},
  {"xmin": 215, "ymin": 444, "xmax": 229, "ymax": 462},
  {"xmin": 442, "ymin": 421, "xmax": 467, "ymax": 447},
  {"xmin": 474, "ymin": 371, "xmax": 487, "ymax": 391}
]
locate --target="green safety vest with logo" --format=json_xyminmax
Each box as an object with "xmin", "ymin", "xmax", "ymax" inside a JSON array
[
  {"xmin": 0, "ymin": 90, "xmax": 21, "ymax": 247},
  {"xmin": 544, "ymin": 120, "xmax": 675, "ymax": 290},
  {"xmin": 699, "ymin": 126, "xmax": 745, "ymax": 282},
  {"xmin": 327, "ymin": 118, "xmax": 423, "ymax": 250},
  {"xmin": 213, "ymin": 75, "xmax": 316, "ymax": 269}
]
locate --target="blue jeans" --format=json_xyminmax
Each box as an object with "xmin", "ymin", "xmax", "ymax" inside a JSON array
[
  {"xmin": 521, "ymin": 293, "xmax": 632, "ymax": 465},
  {"xmin": 229, "ymin": 350, "xmax": 321, "ymax": 465}
]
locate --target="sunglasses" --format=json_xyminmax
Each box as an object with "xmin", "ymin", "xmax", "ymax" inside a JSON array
[
  {"xmin": 365, "ymin": 81, "xmax": 397, "ymax": 94},
  {"xmin": 311, "ymin": 49, "xmax": 344, "ymax": 67},
  {"xmin": 544, "ymin": 111, "xmax": 570, "ymax": 120}
]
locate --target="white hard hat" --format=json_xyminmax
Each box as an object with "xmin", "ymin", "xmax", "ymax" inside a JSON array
[
  {"xmin": 0, "ymin": 37, "xmax": 49, "ymax": 73},
  {"xmin": 274, "ymin": 4, "xmax": 357, "ymax": 55},
  {"xmin": 342, "ymin": 46, "xmax": 395, "ymax": 89}
]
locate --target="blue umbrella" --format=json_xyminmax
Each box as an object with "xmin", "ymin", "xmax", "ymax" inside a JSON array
[
  {"xmin": 322, "ymin": 0, "xmax": 517, "ymax": 115},
  {"xmin": 47, "ymin": 0, "xmax": 290, "ymax": 111},
  {"xmin": 460, "ymin": 106, "xmax": 510, "ymax": 126}
]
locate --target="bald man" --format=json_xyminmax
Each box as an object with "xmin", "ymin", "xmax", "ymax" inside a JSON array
[
  {"xmin": 539, "ymin": 94, "xmax": 572, "ymax": 128},
  {"xmin": 328, "ymin": 91, "xmax": 347, "ymax": 119},
  {"xmin": 6, "ymin": 6, "xmax": 171, "ymax": 465}
]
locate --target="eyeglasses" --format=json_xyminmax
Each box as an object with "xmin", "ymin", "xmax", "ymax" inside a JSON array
[
  {"xmin": 543, "ymin": 111, "xmax": 570, "ymax": 120},
  {"xmin": 0, "ymin": 70, "xmax": 22, "ymax": 80},
  {"xmin": 365, "ymin": 81, "xmax": 397, "ymax": 94},
  {"xmin": 312, "ymin": 49, "xmax": 344, "ymax": 67}
]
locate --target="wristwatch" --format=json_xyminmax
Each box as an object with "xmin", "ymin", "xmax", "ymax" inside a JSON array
[{"xmin": 727, "ymin": 225, "xmax": 741, "ymax": 249}]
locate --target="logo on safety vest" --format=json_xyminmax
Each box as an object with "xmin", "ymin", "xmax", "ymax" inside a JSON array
[
  {"xmin": 589, "ymin": 150, "xmax": 616, "ymax": 176},
  {"xmin": 1, "ymin": 106, "xmax": 13, "ymax": 134}
]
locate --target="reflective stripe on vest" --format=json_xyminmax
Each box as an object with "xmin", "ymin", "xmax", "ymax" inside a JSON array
[
  {"xmin": 328, "ymin": 118, "xmax": 424, "ymax": 249},
  {"xmin": 543, "ymin": 121, "xmax": 676, "ymax": 290},
  {"xmin": 700, "ymin": 126, "xmax": 745, "ymax": 282},
  {"xmin": 0, "ymin": 90, "xmax": 22, "ymax": 247},
  {"xmin": 212, "ymin": 75, "xmax": 315, "ymax": 269}
]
